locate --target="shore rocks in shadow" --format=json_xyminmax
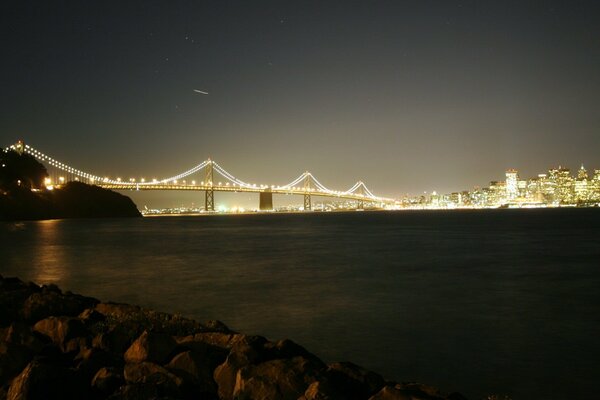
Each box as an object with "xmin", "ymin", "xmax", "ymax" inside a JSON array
[{"xmin": 0, "ymin": 275, "xmax": 468, "ymax": 399}]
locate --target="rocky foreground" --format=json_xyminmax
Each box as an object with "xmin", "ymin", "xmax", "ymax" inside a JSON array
[{"xmin": 0, "ymin": 276, "xmax": 467, "ymax": 400}]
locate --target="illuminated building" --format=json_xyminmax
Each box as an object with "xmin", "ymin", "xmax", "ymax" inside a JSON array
[
  {"xmin": 488, "ymin": 181, "xmax": 506, "ymax": 205},
  {"xmin": 505, "ymin": 169, "xmax": 519, "ymax": 201},
  {"xmin": 552, "ymin": 167, "xmax": 574, "ymax": 204},
  {"xmin": 574, "ymin": 165, "xmax": 590, "ymax": 201}
]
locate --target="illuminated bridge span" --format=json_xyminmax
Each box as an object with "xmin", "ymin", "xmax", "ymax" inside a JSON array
[{"xmin": 7, "ymin": 141, "xmax": 396, "ymax": 211}]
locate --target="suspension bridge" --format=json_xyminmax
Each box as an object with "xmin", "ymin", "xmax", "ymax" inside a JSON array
[{"xmin": 6, "ymin": 141, "xmax": 396, "ymax": 211}]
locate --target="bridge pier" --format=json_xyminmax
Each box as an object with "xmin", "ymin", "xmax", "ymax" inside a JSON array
[
  {"xmin": 259, "ymin": 191, "xmax": 273, "ymax": 211},
  {"xmin": 303, "ymin": 194, "xmax": 311, "ymax": 211},
  {"xmin": 357, "ymin": 199, "xmax": 364, "ymax": 210},
  {"xmin": 205, "ymin": 189, "xmax": 214, "ymax": 211},
  {"xmin": 205, "ymin": 159, "xmax": 214, "ymax": 212}
]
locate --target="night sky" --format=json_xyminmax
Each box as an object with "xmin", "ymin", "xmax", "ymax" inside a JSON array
[{"xmin": 2, "ymin": 1, "xmax": 599, "ymax": 206}]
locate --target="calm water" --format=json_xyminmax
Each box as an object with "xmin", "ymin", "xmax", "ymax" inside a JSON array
[{"xmin": 1, "ymin": 209, "xmax": 599, "ymax": 399}]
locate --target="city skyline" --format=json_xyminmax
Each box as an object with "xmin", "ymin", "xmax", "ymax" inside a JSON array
[{"xmin": 2, "ymin": 1, "xmax": 600, "ymax": 204}]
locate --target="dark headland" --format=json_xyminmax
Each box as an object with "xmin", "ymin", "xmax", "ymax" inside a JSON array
[
  {"xmin": 0, "ymin": 148, "xmax": 140, "ymax": 221},
  {"xmin": 0, "ymin": 276, "xmax": 468, "ymax": 400}
]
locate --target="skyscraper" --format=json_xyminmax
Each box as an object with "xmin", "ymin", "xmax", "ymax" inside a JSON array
[{"xmin": 505, "ymin": 169, "xmax": 519, "ymax": 201}]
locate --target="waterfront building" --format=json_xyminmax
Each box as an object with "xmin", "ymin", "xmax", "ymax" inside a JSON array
[
  {"xmin": 505, "ymin": 169, "xmax": 519, "ymax": 201},
  {"xmin": 487, "ymin": 181, "xmax": 506, "ymax": 206},
  {"xmin": 552, "ymin": 167, "xmax": 574, "ymax": 203},
  {"xmin": 592, "ymin": 170, "xmax": 600, "ymax": 201},
  {"xmin": 574, "ymin": 165, "xmax": 590, "ymax": 201}
]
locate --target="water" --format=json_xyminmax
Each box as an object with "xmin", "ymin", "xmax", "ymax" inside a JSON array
[{"xmin": 1, "ymin": 209, "xmax": 599, "ymax": 399}]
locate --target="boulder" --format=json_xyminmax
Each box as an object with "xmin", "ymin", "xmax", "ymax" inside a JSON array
[
  {"xmin": 326, "ymin": 361, "xmax": 386, "ymax": 399},
  {"xmin": 123, "ymin": 330, "xmax": 177, "ymax": 364},
  {"xmin": 369, "ymin": 386, "xmax": 412, "ymax": 400},
  {"xmin": 33, "ymin": 317, "xmax": 87, "ymax": 350},
  {"xmin": 369, "ymin": 383, "xmax": 454, "ymax": 400},
  {"xmin": 6, "ymin": 360, "xmax": 87, "ymax": 400},
  {"xmin": 21, "ymin": 289, "xmax": 98, "ymax": 323},
  {"xmin": 213, "ymin": 335, "xmax": 269, "ymax": 399},
  {"xmin": 91, "ymin": 366, "xmax": 124, "ymax": 396},
  {"xmin": 4, "ymin": 322, "xmax": 46, "ymax": 353},
  {"xmin": 166, "ymin": 349, "xmax": 217, "ymax": 394},
  {"xmin": 92, "ymin": 325, "xmax": 133, "ymax": 354},
  {"xmin": 95, "ymin": 302, "xmax": 142, "ymax": 319},
  {"xmin": 123, "ymin": 361, "xmax": 183, "ymax": 397},
  {"xmin": 75, "ymin": 347, "xmax": 122, "ymax": 380},
  {"xmin": 106, "ymin": 383, "xmax": 159, "ymax": 400},
  {"xmin": 78, "ymin": 308, "xmax": 105, "ymax": 325},
  {"xmin": 233, "ymin": 356, "xmax": 324, "ymax": 400},
  {"xmin": 265, "ymin": 339, "xmax": 325, "ymax": 367},
  {"xmin": 0, "ymin": 341, "xmax": 32, "ymax": 386},
  {"xmin": 301, "ymin": 380, "xmax": 348, "ymax": 400},
  {"xmin": 176, "ymin": 331, "xmax": 242, "ymax": 350},
  {"xmin": 0, "ymin": 278, "xmax": 38, "ymax": 325}
]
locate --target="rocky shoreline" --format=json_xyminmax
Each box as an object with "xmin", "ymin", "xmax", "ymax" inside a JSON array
[{"xmin": 0, "ymin": 276, "xmax": 467, "ymax": 400}]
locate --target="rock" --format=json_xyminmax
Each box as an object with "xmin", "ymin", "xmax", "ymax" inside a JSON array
[
  {"xmin": 21, "ymin": 289, "xmax": 98, "ymax": 323},
  {"xmin": 78, "ymin": 308, "xmax": 105, "ymax": 325},
  {"xmin": 4, "ymin": 322, "xmax": 46, "ymax": 354},
  {"xmin": 0, "ymin": 278, "xmax": 38, "ymax": 326},
  {"xmin": 6, "ymin": 360, "xmax": 87, "ymax": 400},
  {"xmin": 176, "ymin": 331, "xmax": 242, "ymax": 350},
  {"xmin": 0, "ymin": 341, "xmax": 32, "ymax": 386},
  {"xmin": 123, "ymin": 362, "xmax": 183, "ymax": 397},
  {"xmin": 75, "ymin": 347, "xmax": 122, "ymax": 380},
  {"xmin": 369, "ymin": 386, "xmax": 412, "ymax": 400},
  {"xmin": 175, "ymin": 333, "xmax": 234, "ymax": 371},
  {"xmin": 124, "ymin": 330, "xmax": 177, "ymax": 364},
  {"xmin": 326, "ymin": 361, "xmax": 385, "ymax": 399},
  {"xmin": 204, "ymin": 319, "xmax": 230, "ymax": 332},
  {"xmin": 33, "ymin": 317, "xmax": 87, "ymax": 350},
  {"xmin": 107, "ymin": 383, "xmax": 159, "ymax": 400},
  {"xmin": 213, "ymin": 335, "xmax": 269, "ymax": 399},
  {"xmin": 91, "ymin": 367, "xmax": 124, "ymax": 396},
  {"xmin": 95, "ymin": 302, "xmax": 142, "ymax": 319},
  {"xmin": 301, "ymin": 380, "xmax": 347, "ymax": 400},
  {"xmin": 369, "ymin": 383, "xmax": 452, "ymax": 400},
  {"xmin": 265, "ymin": 339, "xmax": 325, "ymax": 367},
  {"xmin": 92, "ymin": 326, "xmax": 133, "ymax": 354},
  {"xmin": 166, "ymin": 349, "xmax": 217, "ymax": 395},
  {"xmin": 233, "ymin": 356, "xmax": 324, "ymax": 400},
  {"xmin": 395, "ymin": 382, "xmax": 447, "ymax": 399}
]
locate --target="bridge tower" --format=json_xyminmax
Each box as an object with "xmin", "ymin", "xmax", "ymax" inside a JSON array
[
  {"xmin": 357, "ymin": 181, "xmax": 365, "ymax": 210},
  {"xmin": 14, "ymin": 140, "xmax": 24, "ymax": 155},
  {"xmin": 303, "ymin": 172, "xmax": 312, "ymax": 211},
  {"xmin": 205, "ymin": 159, "xmax": 214, "ymax": 211}
]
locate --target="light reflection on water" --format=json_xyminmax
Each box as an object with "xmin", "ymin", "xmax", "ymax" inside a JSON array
[{"xmin": 1, "ymin": 210, "xmax": 599, "ymax": 399}]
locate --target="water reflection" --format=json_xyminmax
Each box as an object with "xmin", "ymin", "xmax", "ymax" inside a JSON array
[{"xmin": 31, "ymin": 220, "xmax": 68, "ymax": 284}]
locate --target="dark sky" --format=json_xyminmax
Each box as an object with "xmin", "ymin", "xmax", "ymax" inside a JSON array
[{"xmin": 2, "ymin": 1, "xmax": 599, "ymax": 206}]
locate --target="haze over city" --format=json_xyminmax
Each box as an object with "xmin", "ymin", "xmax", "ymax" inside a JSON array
[{"xmin": 2, "ymin": 1, "xmax": 600, "ymax": 207}]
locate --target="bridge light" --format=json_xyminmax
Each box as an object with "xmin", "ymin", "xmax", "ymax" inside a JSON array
[
  {"xmin": 174, "ymin": 180, "xmax": 178, "ymax": 184},
  {"xmin": 44, "ymin": 178, "xmax": 51, "ymax": 186},
  {"xmin": 59, "ymin": 177, "xmax": 65, "ymax": 183},
  {"xmin": 141, "ymin": 178, "xmax": 145, "ymax": 183},
  {"xmin": 201, "ymin": 181, "xmax": 204, "ymax": 185},
  {"xmin": 191, "ymin": 180, "xmax": 196, "ymax": 185},
  {"xmin": 153, "ymin": 178, "xmax": 157, "ymax": 183},
  {"xmin": 117, "ymin": 177, "xmax": 122, "ymax": 182}
]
